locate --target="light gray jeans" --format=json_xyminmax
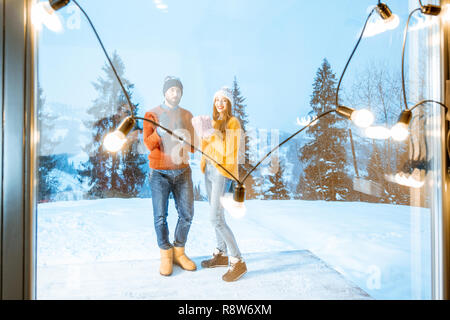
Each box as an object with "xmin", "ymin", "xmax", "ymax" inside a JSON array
[{"xmin": 204, "ymin": 162, "xmax": 242, "ymax": 258}]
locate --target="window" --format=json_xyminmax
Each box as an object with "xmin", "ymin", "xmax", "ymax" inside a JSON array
[{"xmin": 34, "ymin": 0, "xmax": 444, "ymax": 299}]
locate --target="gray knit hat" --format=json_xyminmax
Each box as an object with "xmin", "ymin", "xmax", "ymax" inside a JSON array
[{"xmin": 163, "ymin": 76, "xmax": 183, "ymax": 95}]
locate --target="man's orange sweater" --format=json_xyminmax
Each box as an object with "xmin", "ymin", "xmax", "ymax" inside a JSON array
[{"xmin": 143, "ymin": 105, "xmax": 195, "ymax": 170}]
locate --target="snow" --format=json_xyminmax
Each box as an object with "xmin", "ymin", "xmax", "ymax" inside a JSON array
[
  {"xmin": 37, "ymin": 250, "xmax": 371, "ymax": 300},
  {"xmin": 51, "ymin": 170, "xmax": 88, "ymax": 201},
  {"xmin": 37, "ymin": 198, "xmax": 431, "ymax": 300}
]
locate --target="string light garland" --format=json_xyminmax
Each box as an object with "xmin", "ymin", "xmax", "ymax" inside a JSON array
[
  {"xmin": 33, "ymin": 0, "xmax": 372, "ymax": 212},
  {"xmin": 364, "ymin": 1, "xmax": 449, "ymax": 143},
  {"xmin": 418, "ymin": 0, "xmax": 442, "ymax": 16},
  {"xmin": 32, "ymin": 0, "xmax": 450, "ymax": 199}
]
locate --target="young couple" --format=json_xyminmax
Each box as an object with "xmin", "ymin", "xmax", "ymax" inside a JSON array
[{"xmin": 143, "ymin": 76, "xmax": 247, "ymax": 282}]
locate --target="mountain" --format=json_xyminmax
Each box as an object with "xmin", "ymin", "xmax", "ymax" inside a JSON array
[
  {"xmin": 41, "ymin": 101, "xmax": 91, "ymax": 155},
  {"xmin": 189, "ymin": 127, "xmax": 308, "ymax": 200},
  {"xmin": 41, "ymin": 116, "xmax": 371, "ymax": 201}
]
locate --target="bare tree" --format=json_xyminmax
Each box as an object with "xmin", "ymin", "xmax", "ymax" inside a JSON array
[{"xmin": 344, "ymin": 61, "xmax": 409, "ymax": 204}]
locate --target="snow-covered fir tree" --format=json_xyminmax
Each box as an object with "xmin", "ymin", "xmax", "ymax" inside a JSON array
[
  {"xmin": 78, "ymin": 52, "xmax": 146, "ymax": 198},
  {"xmin": 265, "ymin": 159, "xmax": 290, "ymax": 200},
  {"xmin": 298, "ymin": 59, "xmax": 352, "ymax": 201},
  {"xmin": 37, "ymin": 84, "xmax": 60, "ymax": 202},
  {"xmin": 232, "ymin": 76, "xmax": 258, "ymax": 199},
  {"xmin": 194, "ymin": 183, "xmax": 206, "ymax": 201},
  {"xmin": 364, "ymin": 141, "xmax": 386, "ymax": 202}
]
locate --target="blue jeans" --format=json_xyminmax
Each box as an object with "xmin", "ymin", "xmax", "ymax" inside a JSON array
[
  {"xmin": 204, "ymin": 162, "xmax": 241, "ymax": 258},
  {"xmin": 150, "ymin": 167, "xmax": 194, "ymax": 250}
]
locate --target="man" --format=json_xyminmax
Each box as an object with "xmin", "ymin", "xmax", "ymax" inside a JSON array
[{"xmin": 143, "ymin": 76, "xmax": 196, "ymax": 276}]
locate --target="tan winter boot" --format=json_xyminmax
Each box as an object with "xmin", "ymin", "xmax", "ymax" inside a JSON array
[
  {"xmin": 222, "ymin": 257, "xmax": 247, "ymax": 282},
  {"xmin": 160, "ymin": 247, "xmax": 174, "ymax": 276},
  {"xmin": 173, "ymin": 246, "xmax": 197, "ymax": 271},
  {"xmin": 201, "ymin": 249, "xmax": 229, "ymax": 268}
]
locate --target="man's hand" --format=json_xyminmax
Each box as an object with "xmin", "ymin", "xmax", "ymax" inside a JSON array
[
  {"xmin": 170, "ymin": 129, "xmax": 192, "ymax": 165},
  {"xmin": 173, "ymin": 129, "xmax": 191, "ymax": 146}
]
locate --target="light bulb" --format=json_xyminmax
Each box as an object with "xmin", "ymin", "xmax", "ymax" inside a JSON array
[
  {"xmin": 351, "ymin": 109, "xmax": 374, "ymax": 128},
  {"xmin": 31, "ymin": 1, "xmax": 63, "ymax": 32},
  {"xmin": 421, "ymin": 4, "xmax": 442, "ymax": 16},
  {"xmin": 364, "ymin": 3, "xmax": 400, "ymax": 38},
  {"xmin": 220, "ymin": 194, "xmax": 246, "ymax": 219},
  {"xmin": 104, "ymin": 131, "xmax": 126, "ymax": 152},
  {"xmin": 384, "ymin": 13, "xmax": 400, "ymax": 31},
  {"xmin": 365, "ymin": 126, "xmax": 391, "ymax": 140},
  {"xmin": 393, "ymin": 172, "xmax": 424, "ymax": 188},
  {"xmin": 390, "ymin": 122, "xmax": 409, "ymax": 141},
  {"xmin": 442, "ymin": 4, "xmax": 450, "ymax": 22}
]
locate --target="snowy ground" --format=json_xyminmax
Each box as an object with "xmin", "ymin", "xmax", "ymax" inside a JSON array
[
  {"xmin": 37, "ymin": 250, "xmax": 371, "ymax": 300},
  {"xmin": 36, "ymin": 199, "xmax": 431, "ymax": 300}
]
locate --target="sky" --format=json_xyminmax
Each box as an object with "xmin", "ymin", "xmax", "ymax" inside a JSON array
[{"xmin": 37, "ymin": 0, "xmax": 416, "ymax": 133}]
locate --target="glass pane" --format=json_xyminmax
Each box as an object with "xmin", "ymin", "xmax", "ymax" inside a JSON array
[{"xmin": 35, "ymin": 0, "xmax": 440, "ymax": 299}]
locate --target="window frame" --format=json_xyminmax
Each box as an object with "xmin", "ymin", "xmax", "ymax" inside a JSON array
[
  {"xmin": 0, "ymin": 0, "xmax": 37, "ymax": 300},
  {"xmin": 0, "ymin": 0, "xmax": 448, "ymax": 300}
]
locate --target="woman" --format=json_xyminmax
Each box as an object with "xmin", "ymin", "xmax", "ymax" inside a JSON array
[{"xmin": 195, "ymin": 86, "xmax": 247, "ymax": 282}]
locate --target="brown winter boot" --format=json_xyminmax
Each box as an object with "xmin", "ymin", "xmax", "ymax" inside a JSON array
[
  {"xmin": 222, "ymin": 257, "xmax": 247, "ymax": 282},
  {"xmin": 173, "ymin": 246, "xmax": 197, "ymax": 271},
  {"xmin": 201, "ymin": 250, "xmax": 229, "ymax": 268},
  {"xmin": 159, "ymin": 247, "xmax": 174, "ymax": 276}
]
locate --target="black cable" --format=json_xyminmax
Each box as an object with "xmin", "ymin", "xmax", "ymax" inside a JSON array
[
  {"xmin": 71, "ymin": 1, "xmax": 242, "ymax": 183},
  {"xmin": 448, "ymin": 130, "xmax": 450, "ymax": 158},
  {"xmin": 407, "ymin": 99, "xmax": 449, "ymax": 158},
  {"xmin": 72, "ymin": 0, "xmax": 134, "ymax": 115},
  {"xmin": 70, "ymin": 0, "xmax": 366, "ymax": 188},
  {"xmin": 140, "ymin": 108, "xmax": 338, "ymax": 187},
  {"xmin": 134, "ymin": 116, "xmax": 240, "ymax": 183},
  {"xmin": 401, "ymin": 8, "xmax": 422, "ymax": 111},
  {"xmin": 335, "ymin": 7, "xmax": 376, "ymax": 108},
  {"xmin": 241, "ymin": 109, "xmax": 336, "ymax": 184},
  {"xmin": 409, "ymin": 99, "xmax": 448, "ymax": 113}
]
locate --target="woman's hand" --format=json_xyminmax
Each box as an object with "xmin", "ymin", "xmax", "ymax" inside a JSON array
[{"xmin": 192, "ymin": 115, "xmax": 214, "ymax": 139}]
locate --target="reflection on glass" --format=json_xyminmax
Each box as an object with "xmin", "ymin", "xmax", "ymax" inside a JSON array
[
  {"xmin": 351, "ymin": 109, "xmax": 375, "ymax": 128},
  {"xmin": 31, "ymin": 1, "xmax": 63, "ymax": 32},
  {"xmin": 364, "ymin": 11, "xmax": 400, "ymax": 38},
  {"xmin": 391, "ymin": 122, "xmax": 410, "ymax": 141},
  {"xmin": 35, "ymin": 0, "xmax": 438, "ymax": 300},
  {"xmin": 364, "ymin": 126, "xmax": 391, "ymax": 140}
]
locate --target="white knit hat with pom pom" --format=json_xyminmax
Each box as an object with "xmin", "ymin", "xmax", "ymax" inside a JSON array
[{"xmin": 213, "ymin": 86, "xmax": 233, "ymax": 105}]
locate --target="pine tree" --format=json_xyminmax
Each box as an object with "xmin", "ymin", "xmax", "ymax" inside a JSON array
[
  {"xmin": 231, "ymin": 76, "xmax": 257, "ymax": 199},
  {"xmin": 265, "ymin": 159, "xmax": 290, "ymax": 200},
  {"xmin": 120, "ymin": 128, "xmax": 147, "ymax": 197},
  {"xmin": 232, "ymin": 76, "xmax": 249, "ymax": 131},
  {"xmin": 366, "ymin": 140, "xmax": 410, "ymax": 204},
  {"xmin": 194, "ymin": 183, "xmax": 205, "ymax": 201},
  {"xmin": 364, "ymin": 141, "xmax": 386, "ymax": 202},
  {"xmin": 78, "ymin": 52, "xmax": 146, "ymax": 198},
  {"xmin": 390, "ymin": 143, "xmax": 410, "ymax": 205},
  {"xmin": 252, "ymin": 172, "xmax": 265, "ymax": 199},
  {"xmin": 299, "ymin": 59, "xmax": 352, "ymax": 201},
  {"xmin": 37, "ymin": 84, "xmax": 60, "ymax": 202},
  {"xmin": 295, "ymin": 172, "xmax": 306, "ymax": 200}
]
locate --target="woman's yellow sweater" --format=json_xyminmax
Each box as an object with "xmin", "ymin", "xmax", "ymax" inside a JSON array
[{"xmin": 200, "ymin": 116, "xmax": 241, "ymax": 180}]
